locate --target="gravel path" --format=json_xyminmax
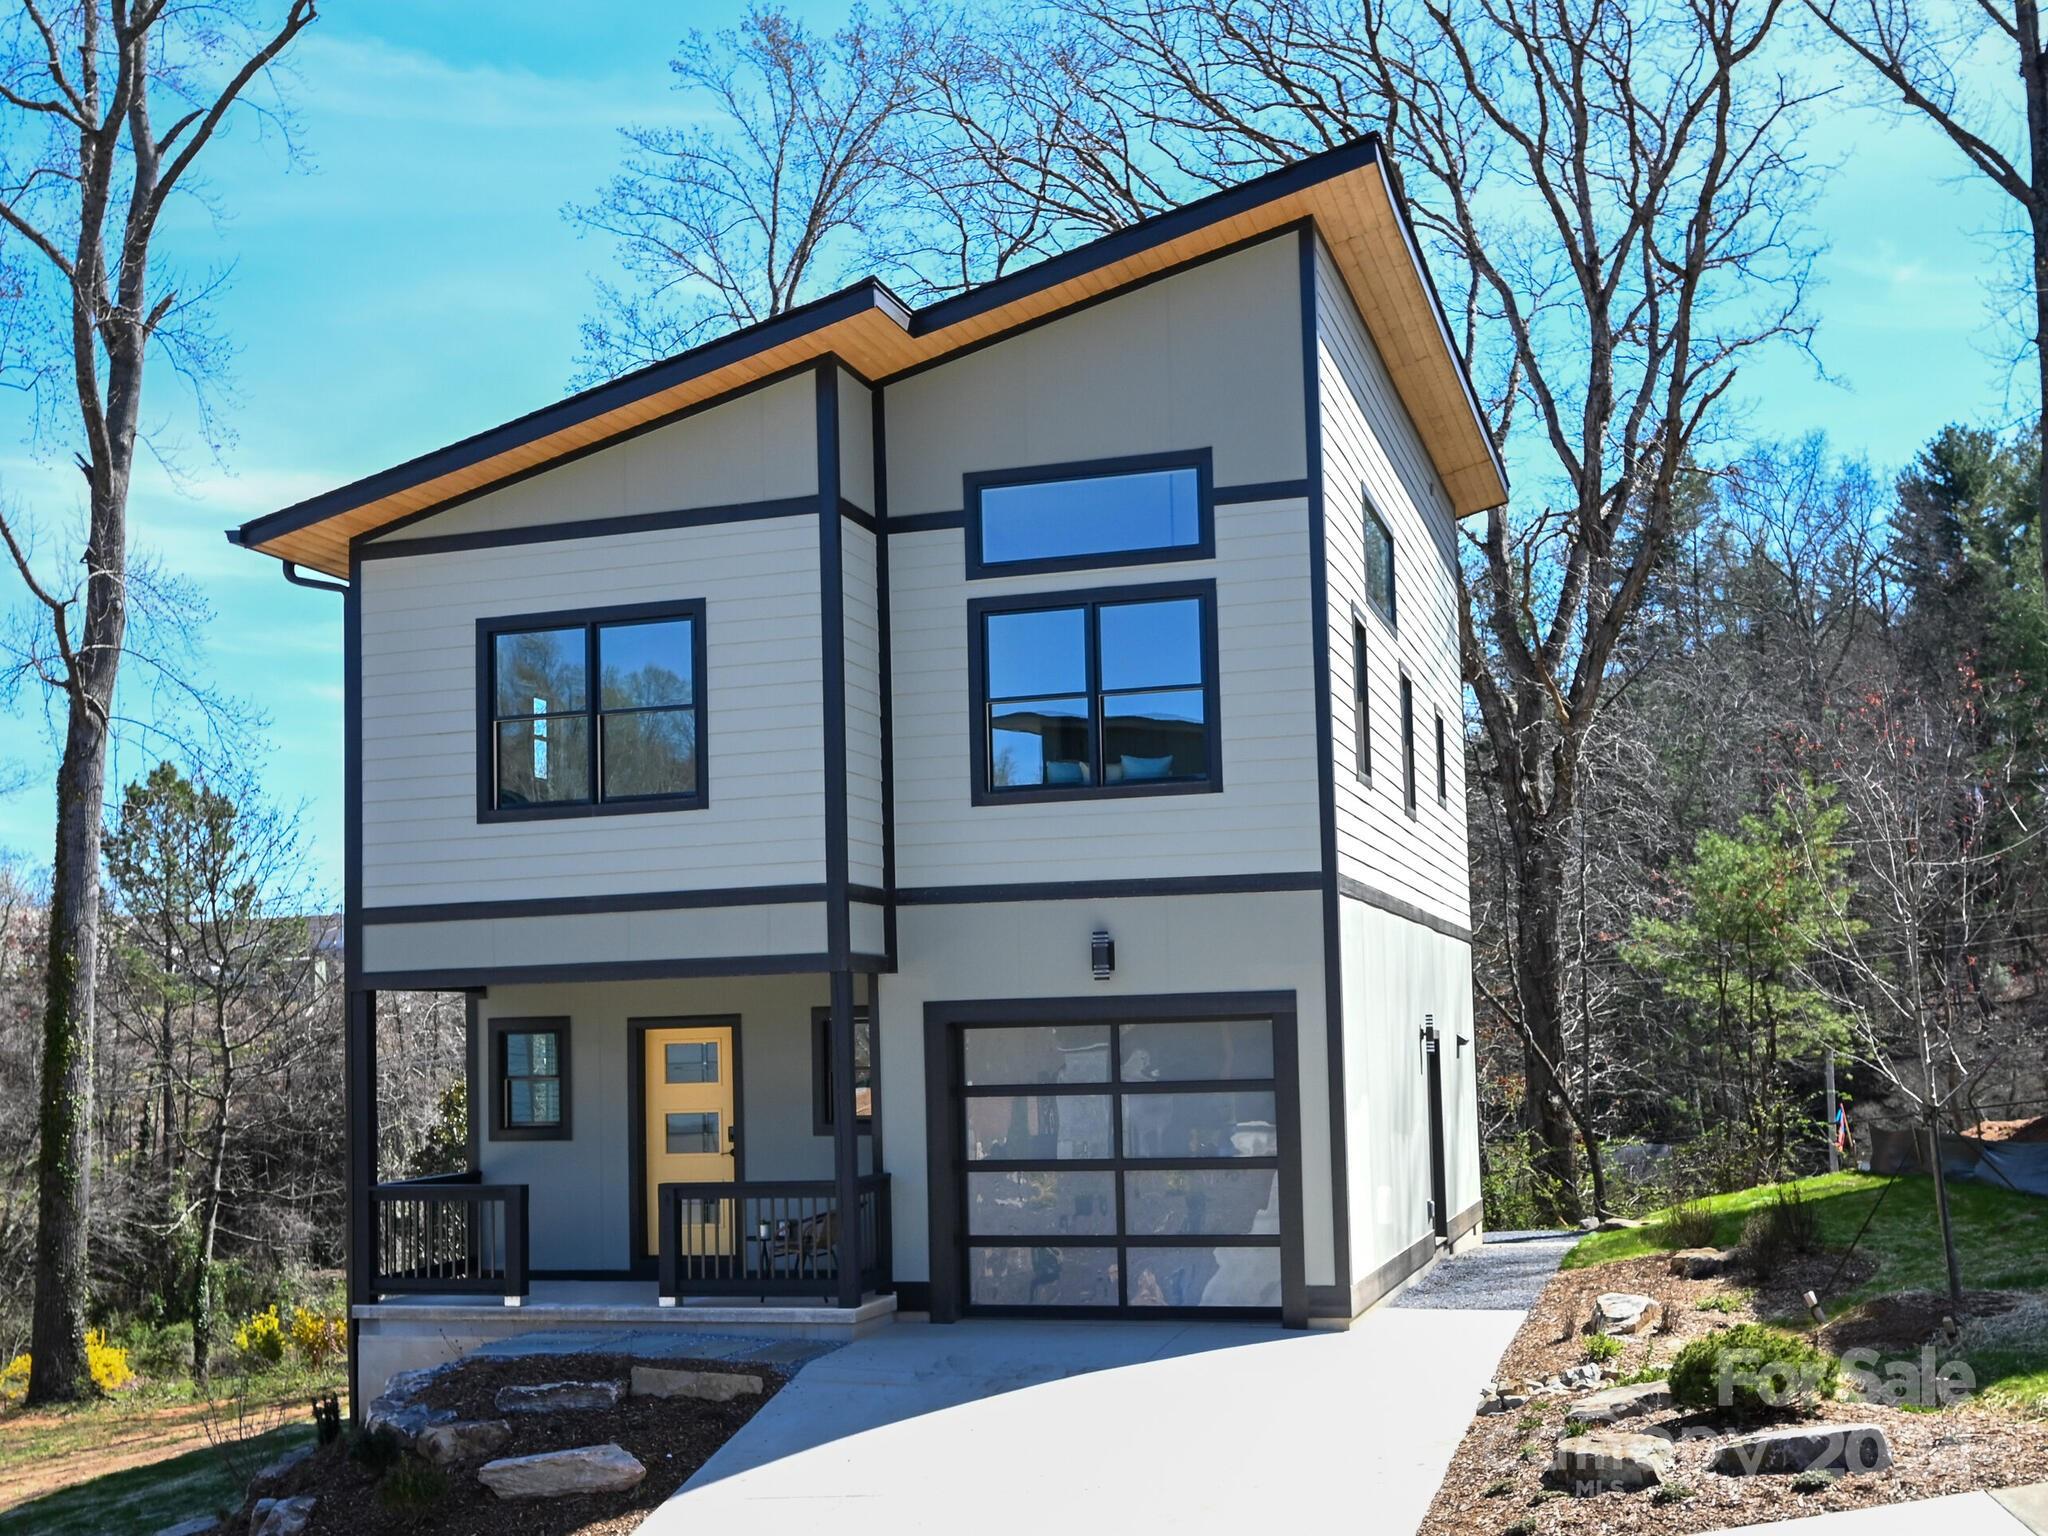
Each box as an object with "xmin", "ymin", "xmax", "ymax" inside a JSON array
[{"xmin": 1389, "ymin": 1228, "xmax": 1578, "ymax": 1310}]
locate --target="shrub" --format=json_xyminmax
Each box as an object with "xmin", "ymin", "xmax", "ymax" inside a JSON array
[
  {"xmin": 288, "ymin": 1307, "xmax": 346, "ymax": 1371},
  {"xmin": 1669, "ymin": 1323, "xmax": 1839, "ymax": 1416},
  {"xmin": 2, "ymin": 1331, "xmax": 136, "ymax": 1397},
  {"xmin": 232, "ymin": 1305, "xmax": 286, "ymax": 1367},
  {"xmin": 1792, "ymin": 1470, "xmax": 1839, "ymax": 1494},
  {"xmin": 349, "ymin": 1425, "xmax": 402, "ymax": 1475},
  {"xmin": 1650, "ymin": 1481, "xmax": 1695, "ymax": 1505},
  {"xmin": 1582, "ymin": 1333, "xmax": 1624, "ymax": 1363},
  {"xmin": 1482, "ymin": 1478, "xmax": 1514, "ymax": 1498},
  {"xmin": 1654, "ymin": 1198, "xmax": 1720, "ymax": 1251},
  {"xmin": 1697, "ymin": 1292, "xmax": 1746, "ymax": 1314},
  {"xmin": 379, "ymin": 1453, "xmax": 448, "ymax": 1510},
  {"xmin": 312, "ymin": 1393, "xmax": 343, "ymax": 1447},
  {"xmin": 1735, "ymin": 1188, "xmax": 1821, "ymax": 1277}
]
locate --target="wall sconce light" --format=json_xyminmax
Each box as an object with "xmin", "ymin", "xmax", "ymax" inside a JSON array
[{"xmin": 1091, "ymin": 927, "xmax": 1115, "ymax": 981}]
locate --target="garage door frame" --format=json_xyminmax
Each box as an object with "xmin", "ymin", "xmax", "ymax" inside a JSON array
[{"xmin": 923, "ymin": 990, "xmax": 1308, "ymax": 1327}]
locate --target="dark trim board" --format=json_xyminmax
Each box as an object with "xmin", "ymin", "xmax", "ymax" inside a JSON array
[
  {"xmin": 1334, "ymin": 874, "xmax": 1475, "ymax": 945},
  {"xmin": 361, "ymin": 951, "xmax": 846, "ymax": 992},
  {"xmin": 1448, "ymin": 1198, "xmax": 1483, "ymax": 1246},
  {"xmin": 484, "ymin": 1016, "xmax": 573, "ymax": 1142},
  {"xmin": 1302, "ymin": 1227, "xmax": 1443, "ymax": 1319},
  {"xmin": 364, "ymin": 883, "xmax": 832, "ymax": 927},
  {"xmin": 962, "ymin": 448, "xmax": 1215, "ymax": 580},
  {"xmin": 359, "ymin": 495, "xmax": 820, "ymax": 562},
  {"xmin": 626, "ymin": 1015, "xmax": 746, "ymax": 1279},
  {"xmin": 921, "ymin": 990, "xmax": 1307, "ymax": 1330},
  {"xmin": 810, "ymin": 1005, "xmax": 874, "ymax": 1137},
  {"xmin": 894, "ymin": 871, "xmax": 1322, "ymax": 905},
  {"xmin": 893, "ymin": 1280, "xmax": 932, "ymax": 1312},
  {"xmin": 817, "ymin": 363, "xmax": 853, "ymax": 966}
]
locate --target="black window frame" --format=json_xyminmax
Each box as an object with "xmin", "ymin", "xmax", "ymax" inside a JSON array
[
  {"xmin": 967, "ymin": 577, "xmax": 1224, "ymax": 807},
  {"xmin": 488, "ymin": 1016, "xmax": 571, "ymax": 1142},
  {"xmin": 1362, "ymin": 492, "xmax": 1397, "ymax": 627},
  {"xmin": 964, "ymin": 449, "xmax": 1215, "ymax": 580},
  {"xmin": 1435, "ymin": 709, "xmax": 1448, "ymax": 805},
  {"xmin": 811, "ymin": 1005, "xmax": 875, "ymax": 1136},
  {"xmin": 1351, "ymin": 610, "xmax": 1372, "ymax": 782},
  {"xmin": 475, "ymin": 597, "xmax": 709, "ymax": 823},
  {"xmin": 1400, "ymin": 671, "xmax": 1418, "ymax": 817}
]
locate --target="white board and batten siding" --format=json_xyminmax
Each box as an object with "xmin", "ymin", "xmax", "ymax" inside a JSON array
[{"xmin": 884, "ymin": 234, "xmax": 1321, "ymax": 888}]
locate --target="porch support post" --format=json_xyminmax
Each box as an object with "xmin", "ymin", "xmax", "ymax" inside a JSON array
[
  {"xmin": 344, "ymin": 987, "xmax": 378, "ymax": 1422},
  {"xmin": 830, "ymin": 967, "xmax": 862, "ymax": 1307}
]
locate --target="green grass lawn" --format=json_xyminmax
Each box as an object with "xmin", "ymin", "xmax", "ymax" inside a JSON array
[
  {"xmin": 1569, "ymin": 1171, "xmax": 2048, "ymax": 1414},
  {"xmin": 0, "ymin": 1366, "xmax": 342, "ymax": 1479},
  {"xmin": 2, "ymin": 1423, "xmax": 313, "ymax": 1536}
]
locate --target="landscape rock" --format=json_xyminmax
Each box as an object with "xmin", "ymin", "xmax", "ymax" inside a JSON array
[
  {"xmin": 477, "ymin": 1443, "xmax": 647, "ymax": 1500},
  {"xmin": 1585, "ymin": 1216, "xmax": 1648, "ymax": 1232},
  {"xmin": 1553, "ymin": 1430, "xmax": 1676, "ymax": 1491},
  {"xmin": 630, "ymin": 1365, "xmax": 764, "ymax": 1402},
  {"xmin": 1669, "ymin": 1248, "xmax": 1727, "ymax": 1278},
  {"xmin": 249, "ymin": 1496, "xmax": 316, "ymax": 1536},
  {"xmin": 1572, "ymin": 1381, "xmax": 1674, "ymax": 1423},
  {"xmin": 1592, "ymin": 1292, "xmax": 1664, "ymax": 1335},
  {"xmin": 248, "ymin": 1443, "xmax": 314, "ymax": 1493},
  {"xmin": 151, "ymin": 1519, "xmax": 220, "ymax": 1536},
  {"xmin": 417, "ymin": 1419, "xmax": 513, "ymax": 1465},
  {"xmin": 494, "ymin": 1379, "xmax": 626, "ymax": 1414},
  {"xmin": 362, "ymin": 1365, "xmax": 456, "ymax": 1447},
  {"xmin": 1711, "ymin": 1424, "xmax": 1893, "ymax": 1477},
  {"xmin": 1559, "ymin": 1363, "xmax": 1605, "ymax": 1390}
]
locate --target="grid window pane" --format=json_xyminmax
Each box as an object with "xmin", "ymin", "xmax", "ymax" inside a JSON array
[
  {"xmin": 493, "ymin": 628, "xmax": 587, "ymax": 717},
  {"xmin": 963, "ymin": 1026, "xmax": 1112, "ymax": 1085},
  {"xmin": 1126, "ymin": 1246, "xmax": 1281, "ymax": 1308},
  {"xmin": 1364, "ymin": 502, "xmax": 1396, "ymax": 622},
  {"xmin": 1122, "ymin": 1092, "xmax": 1278, "ymax": 1159},
  {"xmin": 967, "ymin": 1171, "xmax": 1118, "ymax": 1236},
  {"xmin": 1118, "ymin": 1020, "xmax": 1274, "ymax": 1082},
  {"xmin": 969, "ymin": 1245, "xmax": 1119, "ymax": 1306},
  {"xmin": 602, "ymin": 707, "xmax": 698, "ymax": 799},
  {"xmin": 985, "ymin": 608, "xmax": 1087, "ymax": 698},
  {"xmin": 598, "ymin": 618, "xmax": 693, "ymax": 709},
  {"xmin": 665, "ymin": 1041, "xmax": 719, "ymax": 1084},
  {"xmin": 1102, "ymin": 690, "xmax": 1205, "ymax": 782},
  {"xmin": 1123, "ymin": 1169, "xmax": 1282, "ymax": 1235},
  {"xmin": 665, "ymin": 1111, "xmax": 720, "ymax": 1155},
  {"xmin": 1098, "ymin": 598, "xmax": 1203, "ymax": 691},
  {"xmin": 979, "ymin": 467, "xmax": 1201, "ymax": 566},
  {"xmin": 965, "ymin": 1095, "xmax": 1113, "ymax": 1161},
  {"xmin": 496, "ymin": 716, "xmax": 590, "ymax": 806},
  {"xmin": 507, "ymin": 1077, "xmax": 562, "ymax": 1127},
  {"xmin": 990, "ymin": 697, "xmax": 1091, "ymax": 788}
]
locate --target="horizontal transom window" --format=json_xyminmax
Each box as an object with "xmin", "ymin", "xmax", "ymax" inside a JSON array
[
  {"xmin": 970, "ymin": 582, "xmax": 1220, "ymax": 803},
  {"xmin": 479, "ymin": 600, "xmax": 706, "ymax": 820},
  {"xmin": 967, "ymin": 453, "xmax": 1213, "ymax": 577}
]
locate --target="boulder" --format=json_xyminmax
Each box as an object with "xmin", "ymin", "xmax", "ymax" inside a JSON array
[
  {"xmin": 630, "ymin": 1365, "xmax": 764, "ymax": 1403},
  {"xmin": 1669, "ymin": 1248, "xmax": 1727, "ymax": 1279},
  {"xmin": 248, "ymin": 1443, "xmax": 314, "ymax": 1494},
  {"xmin": 1572, "ymin": 1381, "xmax": 1673, "ymax": 1423},
  {"xmin": 417, "ymin": 1419, "xmax": 513, "ymax": 1466},
  {"xmin": 1592, "ymin": 1292, "xmax": 1664, "ymax": 1335},
  {"xmin": 1553, "ymin": 1430, "xmax": 1676, "ymax": 1491},
  {"xmin": 478, "ymin": 1443, "xmax": 647, "ymax": 1500},
  {"xmin": 1559, "ymin": 1363, "xmax": 1605, "ymax": 1390},
  {"xmin": 494, "ymin": 1379, "xmax": 625, "ymax": 1414},
  {"xmin": 361, "ymin": 1366, "xmax": 455, "ymax": 1448},
  {"xmin": 1712, "ymin": 1424, "xmax": 1893, "ymax": 1477},
  {"xmin": 250, "ymin": 1497, "xmax": 316, "ymax": 1536}
]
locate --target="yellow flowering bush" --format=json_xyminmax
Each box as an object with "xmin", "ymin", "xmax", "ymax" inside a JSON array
[
  {"xmin": 288, "ymin": 1306, "xmax": 346, "ymax": 1370},
  {"xmin": 1, "ymin": 1331, "xmax": 136, "ymax": 1397},
  {"xmin": 233, "ymin": 1304, "xmax": 286, "ymax": 1366}
]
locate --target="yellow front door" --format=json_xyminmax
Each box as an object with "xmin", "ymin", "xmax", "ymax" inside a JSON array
[{"xmin": 643, "ymin": 1023, "xmax": 737, "ymax": 1258}]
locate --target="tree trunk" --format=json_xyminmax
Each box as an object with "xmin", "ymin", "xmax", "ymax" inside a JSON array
[
  {"xmin": 191, "ymin": 1098, "xmax": 229, "ymax": 1387},
  {"xmin": 1510, "ymin": 836, "xmax": 1584, "ymax": 1225},
  {"xmin": 27, "ymin": 709, "xmax": 109, "ymax": 1404},
  {"xmin": 2021, "ymin": 0, "xmax": 2048, "ymax": 598}
]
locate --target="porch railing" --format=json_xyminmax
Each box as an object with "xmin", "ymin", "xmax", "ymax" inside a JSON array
[
  {"xmin": 657, "ymin": 1175, "xmax": 889, "ymax": 1302},
  {"xmin": 371, "ymin": 1170, "xmax": 529, "ymax": 1300}
]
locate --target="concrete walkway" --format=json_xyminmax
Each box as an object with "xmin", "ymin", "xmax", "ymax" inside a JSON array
[
  {"xmin": 1700, "ymin": 1483, "xmax": 2048, "ymax": 1534},
  {"xmin": 639, "ymin": 1308, "xmax": 1525, "ymax": 1534}
]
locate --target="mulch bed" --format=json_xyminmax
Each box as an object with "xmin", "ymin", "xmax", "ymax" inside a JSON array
[
  {"xmin": 1418, "ymin": 1254, "xmax": 2048, "ymax": 1535},
  {"xmin": 250, "ymin": 1352, "xmax": 786, "ymax": 1535}
]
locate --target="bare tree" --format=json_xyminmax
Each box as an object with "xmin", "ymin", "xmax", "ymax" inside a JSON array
[
  {"xmin": 567, "ymin": 4, "xmax": 924, "ymax": 383},
  {"xmin": 0, "ymin": 0, "xmax": 316, "ymax": 1404},
  {"xmin": 1804, "ymin": 0, "xmax": 2048, "ymax": 597}
]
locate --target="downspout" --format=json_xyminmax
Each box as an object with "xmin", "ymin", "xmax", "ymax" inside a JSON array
[{"xmin": 282, "ymin": 560, "xmax": 349, "ymax": 595}]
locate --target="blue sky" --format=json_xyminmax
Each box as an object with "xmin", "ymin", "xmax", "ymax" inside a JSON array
[{"xmin": 0, "ymin": 1, "xmax": 2025, "ymax": 900}]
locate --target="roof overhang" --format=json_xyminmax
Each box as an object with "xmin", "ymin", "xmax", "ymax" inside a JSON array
[{"xmin": 231, "ymin": 135, "xmax": 1507, "ymax": 578}]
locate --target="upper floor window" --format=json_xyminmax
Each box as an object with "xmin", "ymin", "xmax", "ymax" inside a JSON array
[
  {"xmin": 970, "ymin": 580, "xmax": 1221, "ymax": 803},
  {"xmin": 1363, "ymin": 494, "xmax": 1396, "ymax": 625},
  {"xmin": 967, "ymin": 452, "xmax": 1213, "ymax": 577},
  {"xmin": 480, "ymin": 600, "xmax": 707, "ymax": 820}
]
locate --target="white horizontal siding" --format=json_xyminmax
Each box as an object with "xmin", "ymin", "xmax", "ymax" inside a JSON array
[
  {"xmin": 885, "ymin": 234, "xmax": 1307, "ymax": 516},
  {"xmin": 359, "ymin": 516, "xmax": 826, "ymax": 908},
  {"xmin": 376, "ymin": 372, "xmax": 816, "ymax": 542},
  {"xmin": 1316, "ymin": 237, "xmax": 1470, "ymax": 932},
  {"xmin": 842, "ymin": 522, "xmax": 886, "ymax": 890},
  {"xmin": 887, "ymin": 497, "xmax": 1320, "ymax": 888}
]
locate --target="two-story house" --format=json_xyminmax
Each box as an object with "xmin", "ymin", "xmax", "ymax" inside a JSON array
[{"xmin": 230, "ymin": 135, "xmax": 1507, "ymax": 1406}]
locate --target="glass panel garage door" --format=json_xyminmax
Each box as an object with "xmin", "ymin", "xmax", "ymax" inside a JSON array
[{"xmin": 958, "ymin": 1018, "xmax": 1283, "ymax": 1314}]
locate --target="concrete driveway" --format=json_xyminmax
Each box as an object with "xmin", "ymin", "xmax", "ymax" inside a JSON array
[{"xmin": 639, "ymin": 1306, "xmax": 1523, "ymax": 1534}]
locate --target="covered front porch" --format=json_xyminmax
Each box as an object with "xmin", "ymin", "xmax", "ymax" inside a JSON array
[{"xmin": 344, "ymin": 968, "xmax": 895, "ymax": 1372}]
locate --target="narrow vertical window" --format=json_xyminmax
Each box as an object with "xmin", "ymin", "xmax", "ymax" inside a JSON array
[
  {"xmin": 1352, "ymin": 620, "xmax": 1371, "ymax": 779},
  {"xmin": 1363, "ymin": 496, "xmax": 1396, "ymax": 625},
  {"xmin": 1435, "ymin": 711, "xmax": 1448, "ymax": 805},
  {"xmin": 1400, "ymin": 675, "xmax": 1417, "ymax": 814}
]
